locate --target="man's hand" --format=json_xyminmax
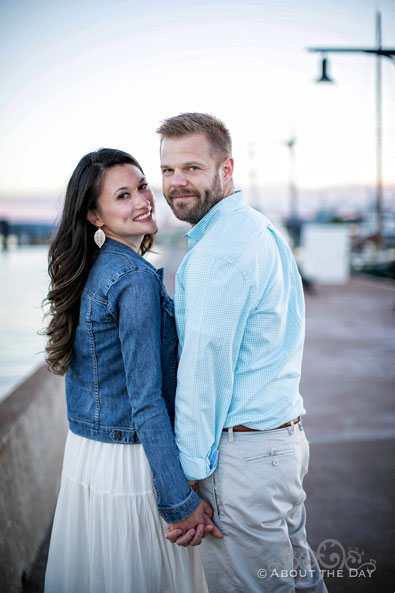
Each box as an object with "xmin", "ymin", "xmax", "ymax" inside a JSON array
[
  {"xmin": 166, "ymin": 500, "xmax": 223, "ymax": 547},
  {"xmin": 188, "ymin": 479, "xmax": 198, "ymax": 492}
]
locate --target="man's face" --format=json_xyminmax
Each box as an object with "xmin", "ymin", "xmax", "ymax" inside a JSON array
[{"xmin": 160, "ymin": 133, "xmax": 225, "ymax": 225}]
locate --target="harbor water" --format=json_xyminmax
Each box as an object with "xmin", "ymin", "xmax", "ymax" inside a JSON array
[{"xmin": 0, "ymin": 245, "xmax": 49, "ymax": 403}]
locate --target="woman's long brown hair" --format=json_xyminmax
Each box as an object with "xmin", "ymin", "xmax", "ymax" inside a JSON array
[{"xmin": 44, "ymin": 148, "xmax": 154, "ymax": 375}]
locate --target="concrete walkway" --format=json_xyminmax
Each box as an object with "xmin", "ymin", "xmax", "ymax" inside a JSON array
[
  {"xmin": 23, "ymin": 268, "xmax": 395, "ymax": 592},
  {"xmin": 300, "ymin": 275, "xmax": 395, "ymax": 593}
]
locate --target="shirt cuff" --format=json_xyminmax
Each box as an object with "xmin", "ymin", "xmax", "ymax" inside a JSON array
[
  {"xmin": 179, "ymin": 449, "xmax": 219, "ymax": 481},
  {"xmin": 157, "ymin": 487, "xmax": 200, "ymax": 523}
]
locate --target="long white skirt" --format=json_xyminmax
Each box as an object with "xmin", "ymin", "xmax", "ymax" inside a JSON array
[{"xmin": 45, "ymin": 430, "xmax": 208, "ymax": 593}]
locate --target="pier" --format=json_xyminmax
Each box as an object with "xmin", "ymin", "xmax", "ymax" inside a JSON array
[
  {"xmin": 1, "ymin": 242, "xmax": 394, "ymax": 593},
  {"xmin": 0, "ymin": 220, "xmax": 55, "ymax": 249}
]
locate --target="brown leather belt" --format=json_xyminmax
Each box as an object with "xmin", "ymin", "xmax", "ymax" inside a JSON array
[{"xmin": 223, "ymin": 417, "xmax": 300, "ymax": 432}]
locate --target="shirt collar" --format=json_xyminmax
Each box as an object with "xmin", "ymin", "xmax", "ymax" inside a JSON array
[{"xmin": 185, "ymin": 190, "xmax": 245, "ymax": 249}]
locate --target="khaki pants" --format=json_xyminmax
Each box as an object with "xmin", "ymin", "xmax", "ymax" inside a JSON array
[{"xmin": 198, "ymin": 422, "xmax": 328, "ymax": 593}]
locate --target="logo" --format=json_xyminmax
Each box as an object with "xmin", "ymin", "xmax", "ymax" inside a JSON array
[
  {"xmin": 315, "ymin": 538, "xmax": 376, "ymax": 578},
  {"xmin": 257, "ymin": 538, "xmax": 377, "ymax": 580}
]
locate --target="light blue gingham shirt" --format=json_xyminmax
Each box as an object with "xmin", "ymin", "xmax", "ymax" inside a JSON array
[{"xmin": 174, "ymin": 191, "xmax": 306, "ymax": 480}]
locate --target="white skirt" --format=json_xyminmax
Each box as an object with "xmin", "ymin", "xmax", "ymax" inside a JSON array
[{"xmin": 45, "ymin": 430, "xmax": 208, "ymax": 593}]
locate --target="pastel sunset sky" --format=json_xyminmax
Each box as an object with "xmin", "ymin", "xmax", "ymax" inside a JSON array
[{"xmin": 1, "ymin": 0, "xmax": 394, "ymax": 220}]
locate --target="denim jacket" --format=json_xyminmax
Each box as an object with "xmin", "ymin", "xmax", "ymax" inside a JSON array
[{"xmin": 65, "ymin": 238, "xmax": 200, "ymax": 522}]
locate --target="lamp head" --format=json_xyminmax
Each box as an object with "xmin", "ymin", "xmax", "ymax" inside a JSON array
[{"xmin": 316, "ymin": 57, "xmax": 334, "ymax": 83}]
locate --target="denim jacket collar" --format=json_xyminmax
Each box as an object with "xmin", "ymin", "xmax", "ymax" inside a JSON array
[
  {"xmin": 98, "ymin": 237, "xmax": 164, "ymax": 280},
  {"xmin": 99, "ymin": 237, "xmax": 156, "ymax": 269}
]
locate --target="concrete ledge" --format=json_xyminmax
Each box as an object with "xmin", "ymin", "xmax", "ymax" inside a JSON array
[{"xmin": 0, "ymin": 365, "xmax": 67, "ymax": 593}]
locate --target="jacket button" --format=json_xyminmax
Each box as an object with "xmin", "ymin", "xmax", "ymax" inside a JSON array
[{"xmin": 114, "ymin": 432, "xmax": 121, "ymax": 440}]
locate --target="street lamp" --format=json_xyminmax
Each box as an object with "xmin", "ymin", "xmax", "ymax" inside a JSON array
[{"xmin": 307, "ymin": 11, "xmax": 395, "ymax": 248}]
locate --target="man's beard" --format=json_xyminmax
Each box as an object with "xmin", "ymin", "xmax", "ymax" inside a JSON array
[{"xmin": 165, "ymin": 171, "xmax": 224, "ymax": 225}]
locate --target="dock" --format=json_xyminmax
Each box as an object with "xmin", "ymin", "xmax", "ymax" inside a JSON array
[{"xmin": 20, "ymin": 253, "xmax": 395, "ymax": 592}]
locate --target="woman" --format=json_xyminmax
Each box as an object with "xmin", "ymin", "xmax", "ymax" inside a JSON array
[{"xmin": 44, "ymin": 148, "xmax": 211, "ymax": 593}]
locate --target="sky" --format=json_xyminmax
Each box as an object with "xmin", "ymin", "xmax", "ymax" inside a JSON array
[{"xmin": 0, "ymin": 0, "xmax": 394, "ymax": 219}]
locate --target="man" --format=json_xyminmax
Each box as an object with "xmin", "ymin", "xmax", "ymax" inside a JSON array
[{"xmin": 157, "ymin": 113, "xmax": 327, "ymax": 593}]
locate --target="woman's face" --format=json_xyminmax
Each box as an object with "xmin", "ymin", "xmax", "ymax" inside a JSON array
[{"xmin": 89, "ymin": 164, "xmax": 157, "ymax": 251}]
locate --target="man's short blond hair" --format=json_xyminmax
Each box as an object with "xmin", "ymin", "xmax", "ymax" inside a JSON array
[{"xmin": 156, "ymin": 112, "xmax": 232, "ymax": 164}]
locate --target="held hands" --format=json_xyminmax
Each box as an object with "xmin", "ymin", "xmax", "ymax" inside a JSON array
[{"xmin": 166, "ymin": 499, "xmax": 223, "ymax": 547}]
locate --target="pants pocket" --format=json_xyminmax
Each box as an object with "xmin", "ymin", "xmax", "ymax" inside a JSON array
[{"xmin": 245, "ymin": 448, "xmax": 294, "ymax": 462}]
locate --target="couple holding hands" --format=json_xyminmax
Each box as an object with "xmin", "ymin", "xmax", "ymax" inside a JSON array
[{"xmin": 44, "ymin": 113, "xmax": 327, "ymax": 593}]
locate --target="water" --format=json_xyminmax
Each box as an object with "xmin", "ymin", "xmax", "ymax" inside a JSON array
[{"xmin": 0, "ymin": 245, "xmax": 49, "ymax": 403}]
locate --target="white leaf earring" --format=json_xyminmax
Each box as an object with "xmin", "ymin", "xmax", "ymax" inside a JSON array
[{"xmin": 94, "ymin": 227, "xmax": 106, "ymax": 248}]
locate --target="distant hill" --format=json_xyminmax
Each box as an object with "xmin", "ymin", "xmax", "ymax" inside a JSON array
[{"xmin": 1, "ymin": 184, "xmax": 394, "ymax": 224}]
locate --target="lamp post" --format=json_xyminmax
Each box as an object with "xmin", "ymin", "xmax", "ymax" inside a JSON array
[
  {"xmin": 285, "ymin": 136, "xmax": 298, "ymax": 220},
  {"xmin": 307, "ymin": 11, "xmax": 395, "ymax": 248},
  {"xmin": 284, "ymin": 136, "xmax": 301, "ymax": 246}
]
